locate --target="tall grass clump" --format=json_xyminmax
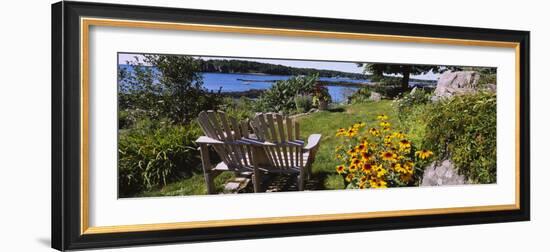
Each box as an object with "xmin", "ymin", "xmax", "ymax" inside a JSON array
[{"xmin": 118, "ymin": 120, "xmax": 202, "ymax": 197}]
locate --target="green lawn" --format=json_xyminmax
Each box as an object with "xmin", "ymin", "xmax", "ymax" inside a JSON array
[
  {"xmin": 297, "ymin": 100, "xmax": 398, "ymax": 190},
  {"xmin": 138, "ymin": 100, "xmax": 398, "ymax": 196}
]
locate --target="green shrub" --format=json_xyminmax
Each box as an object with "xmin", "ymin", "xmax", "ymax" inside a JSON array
[
  {"xmin": 118, "ymin": 122, "xmax": 202, "ymax": 197},
  {"xmin": 478, "ymin": 73, "xmax": 497, "ymax": 86},
  {"xmin": 394, "ymin": 88, "xmax": 432, "ymax": 122},
  {"xmin": 348, "ymin": 87, "xmax": 371, "ymax": 104},
  {"xmin": 421, "ymin": 92, "xmax": 497, "ymax": 183},
  {"xmin": 294, "ymin": 95, "xmax": 313, "ymax": 113},
  {"xmin": 256, "ymin": 74, "xmax": 318, "ymax": 113},
  {"xmin": 219, "ymin": 97, "xmax": 256, "ymax": 121}
]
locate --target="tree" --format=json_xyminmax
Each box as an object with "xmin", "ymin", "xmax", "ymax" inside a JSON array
[
  {"xmin": 358, "ymin": 63, "xmax": 451, "ymax": 91},
  {"xmin": 120, "ymin": 54, "xmax": 222, "ymax": 124}
]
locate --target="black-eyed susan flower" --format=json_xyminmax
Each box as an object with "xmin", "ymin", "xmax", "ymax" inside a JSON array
[
  {"xmin": 346, "ymin": 173, "xmax": 355, "ymax": 182},
  {"xmin": 398, "ymin": 139, "xmax": 411, "ymax": 150},
  {"xmin": 392, "ymin": 131, "xmax": 405, "ymax": 139},
  {"xmin": 369, "ymin": 128, "xmax": 380, "ymax": 136},
  {"xmin": 336, "ymin": 165, "xmax": 346, "ymax": 174},
  {"xmin": 370, "ymin": 178, "xmax": 387, "ymax": 188},
  {"xmin": 349, "ymin": 164, "xmax": 359, "ymax": 172},
  {"xmin": 380, "ymin": 151, "xmax": 397, "ymax": 162},
  {"xmin": 361, "ymin": 163, "xmax": 375, "ymax": 174},
  {"xmin": 360, "ymin": 151, "xmax": 373, "ymax": 161},
  {"xmin": 380, "ymin": 121, "xmax": 390, "ymax": 127},
  {"xmin": 415, "ymin": 149, "xmax": 434, "ymax": 159},
  {"xmin": 375, "ymin": 166, "xmax": 387, "ymax": 178},
  {"xmin": 377, "ymin": 114, "xmax": 388, "ymax": 121},
  {"xmin": 351, "ymin": 158, "xmax": 362, "ymax": 167},
  {"xmin": 356, "ymin": 143, "xmax": 367, "ymax": 152}
]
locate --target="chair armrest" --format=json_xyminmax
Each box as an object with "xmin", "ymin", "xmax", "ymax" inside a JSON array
[
  {"xmin": 196, "ymin": 136, "xmax": 224, "ymax": 145},
  {"xmin": 240, "ymin": 137, "xmax": 304, "ymax": 147},
  {"xmin": 303, "ymin": 134, "xmax": 322, "ymax": 152}
]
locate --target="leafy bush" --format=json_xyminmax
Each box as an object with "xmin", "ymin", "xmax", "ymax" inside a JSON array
[
  {"xmin": 347, "ymin": 84, "xmax": 404, "ymax": 104},
  {"xmin": 119, "ymin": 54, "xmax": 223, "ymax": 124},
  {"xmin": 295, "ymin": 95, "xmax": 313, "ymax": 113},
  {"xmin": 478, "ymin": 73, "xmax": 497, "ymax": 86},
  {"xmin": 333, "ymin": 115, "xmax": 434, "ymax": 188},
  {"xmin": 256, "ymin": 74, "xmax": 318, "ymax": 113},
  {"xmin": 421, "ymin": 92, "xmax": 496, "ymax": 183},
  {"xmin": 347, "ymin": 87, "xmax": 372, "ymax": 104},
  {"xmin": 218, "ymin": 97, "xmax": 256, "ymax": 121},
  {"xmin": 371, "ymin": 84, "xmax": 403, "ymax": 99},
  {"xmin": 118, "ymin": 121, "xmax": 202, "ymax": 197},
  {"xmin": 394, "ymin": 88, "xmax": 432, "ymax": 122}
]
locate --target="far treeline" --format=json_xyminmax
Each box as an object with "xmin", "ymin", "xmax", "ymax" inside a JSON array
[{"xmin": 199, "ymin": 59, "xmax": 367, "ymax": 79}]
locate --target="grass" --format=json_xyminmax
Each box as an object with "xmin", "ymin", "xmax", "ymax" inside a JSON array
[
  {"xmin": 138, "ymin": 100, "xmax": 398, "ymax": 196},
  {"xmin": 297, "ymin": 100, "xmax": 398, "ymax": 190}
]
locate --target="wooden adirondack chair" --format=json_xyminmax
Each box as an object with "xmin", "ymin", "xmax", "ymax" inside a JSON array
[
  {"xmin": 250, "ymin": 113, "xmax": 322, "ymax": 191},
  {"xmin": 196, "ymin": 111, "xmax": 258, "ymax": 194},
  {"xmin": 196, "ymin": 111, "xmax": 322, "ymax": 194}
]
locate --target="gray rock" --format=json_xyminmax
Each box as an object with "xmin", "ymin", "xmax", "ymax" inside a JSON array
[
  {"xmin": 410, "ymin": 86, "xmax": 418, "ymax": 95},
  {"xmin": 485, "ymin": 83, "xmax": 497, "ymax": 92},
  {"xmin": 433, "ymin": 71, "xmax": 480, "ymax": 99},
  {"xmin": 369, "ymin": 91, "xmax": 382, "ymax": 101},
  {"xmin": 421, "ymin": 160, "xmax": 466, "ymax": 186}
]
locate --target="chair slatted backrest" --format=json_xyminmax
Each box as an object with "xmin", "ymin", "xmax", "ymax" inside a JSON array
[
  {"xmin": 252, "ymin": 113, "xmax": 303, "ymax": 170},
  {"xmin": 197, "ymin": 111, "xmax": 252, "ymax": 169}
]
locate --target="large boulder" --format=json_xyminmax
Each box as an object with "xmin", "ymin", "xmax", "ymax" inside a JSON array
[
  {"xmin": 369, "ymin": 91, "xmax": 382, "ymax": 101},
  {"xmin": 432, "ymin": 71, "xmax": 480, "ymax": 100},
  {"xmin": 421, "ymin": 160, "xmax": 466, "ymax": 186}
]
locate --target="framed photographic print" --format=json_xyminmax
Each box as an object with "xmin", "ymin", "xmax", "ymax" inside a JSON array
[{"xmin": 51, "ymin": 1, "xmax": 530, "ymax": 251}]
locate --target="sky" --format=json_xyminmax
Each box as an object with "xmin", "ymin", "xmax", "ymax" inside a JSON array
[{"xmin": 118, "ymin": 53, "xmax": 441, "ymax": 80}]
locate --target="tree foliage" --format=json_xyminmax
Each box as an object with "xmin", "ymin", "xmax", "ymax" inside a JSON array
[{"xmin": 118, "ymin": 54, "xmax": 222, "ymax": 124}]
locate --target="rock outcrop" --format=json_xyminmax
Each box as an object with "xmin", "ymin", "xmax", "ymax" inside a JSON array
[
  {"xmin": 432, "ymin": 71, "xmax": 481, "ymax": 100},
  {"xmin": 421, "ymin": 160, "xmax": 466, "ymax": 186}
]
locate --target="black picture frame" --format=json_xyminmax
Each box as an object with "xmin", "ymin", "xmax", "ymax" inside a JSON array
[{"xmin": 52, "ymin": 1, "xmax": 530, "ymax": 251}]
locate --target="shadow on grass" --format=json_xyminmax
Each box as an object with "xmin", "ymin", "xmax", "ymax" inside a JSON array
[
  {"xmin": 327, "ymin": 107, "xmax": 345, "ymax": 113},
  {"xmin": 261, "ymin": 171, "xmax": 335, "ymax": 192}
]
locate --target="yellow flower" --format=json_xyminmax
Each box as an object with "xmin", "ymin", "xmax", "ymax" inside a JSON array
[
  {"xmin": 349, "ymin": 164, "xmax": 359, "ymax": 172},
  {"xmin": 380, "ymin": 121, "xmax": 390, "ymax": 127},
  {"xmin": 345, "ymin": 173, "xmax": 355, "ymax": 182},
  {"xmin": 377, "ymin": 114, "xmax": 388, "ymax": 121},
  {"xmin": 380, "ymin": 151, "xmax": 397, "ymax": 162},
  {"xmin": 375, "ymin": 166, "xmax": 387, "ymax": 178},
  {"xmin": 347, "ymin": 148, "xmax": 357, "ymax": 155},
  {"xmin": 392, "ymin": 131, "xmax": 405, "ymax": 139},
  {"xmin": 415, "ymin": 149, "xmax": 434, "ymax": 159},
  {"xmin": 361, "ymin": 163, "xmax": 375, "ymax": 174},
  {"xmin": 398, "ymin": 139, "xmax": 411, "ymax": 150},
  {"xmin": 382, "ymin": 126, "xmax": 391, "ymax": 132},
  {"xmin": 369, "ymin": 128, "xmax": 380, "ymax": 136},
  {"xmin": 370, "ymin": 178, "xmax": 387, "ymax": 188},
  {"xmin": 360, "ymin": 151, "xmax": 373, "ymax": 161},
  {"xmin": 336, "ymin": 128, "xmax": 346, "ymax": 136},
  {"xmin": 392, "ymin": 163, "xmax": 405, "ymax": 173},
  {"xmin": 336, "ymin": 165, "xmax": 346, "ymax": 174},
  {"xmin": 351, "ymin": 158, "xmax": 362, "ymax": 167}
]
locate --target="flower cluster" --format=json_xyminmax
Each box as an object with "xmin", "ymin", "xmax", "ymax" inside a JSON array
[{"xmin": 334, "ymin": 115, "xmax": 433, "ymax": 189}]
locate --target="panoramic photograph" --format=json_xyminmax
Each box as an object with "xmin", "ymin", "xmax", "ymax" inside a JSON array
[{"xmin": 117, "ymin": 53, "xmax": 497, "ymax": 198}]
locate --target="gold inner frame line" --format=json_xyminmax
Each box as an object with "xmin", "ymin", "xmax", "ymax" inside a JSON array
[{"xmin": 80, "ymin": 17, "xmax": 522, "ymax": 235}]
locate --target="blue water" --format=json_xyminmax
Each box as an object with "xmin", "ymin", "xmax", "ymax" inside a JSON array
[{"xmin": 202, "ymin": 73, "xmax": 366, "ymax": 102}]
